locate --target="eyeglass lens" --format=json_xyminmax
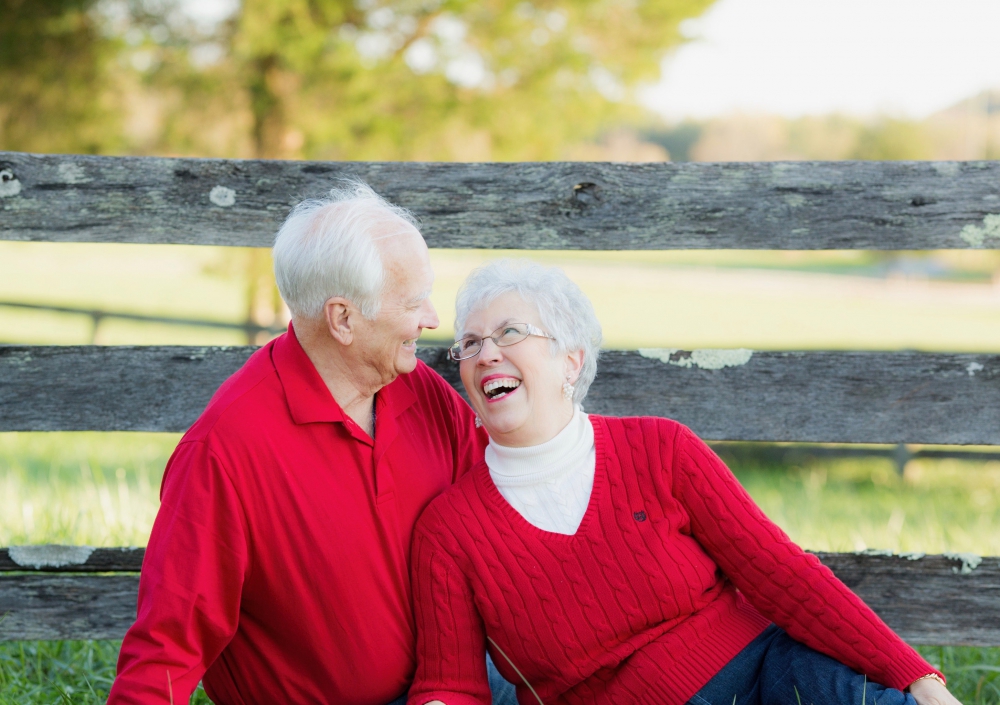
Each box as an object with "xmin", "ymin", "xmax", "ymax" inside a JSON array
[{"xmin": 451, "ymin": 323, "xmax": 531, "ymax": 360}]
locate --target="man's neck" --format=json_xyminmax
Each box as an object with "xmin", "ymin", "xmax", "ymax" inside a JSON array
[{"xmin": 293, "ymin": 322, "xmax": 380, "ymax": 437}]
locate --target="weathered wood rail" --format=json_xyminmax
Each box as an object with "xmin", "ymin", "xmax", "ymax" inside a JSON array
[
  {"xmin": 1, "ymin": 151, "xmax": 999, "ymax": 648},
  {"xmin": 2, "ymin": 548, "xmax": 997, "ymax": 645},
  {"xmin": 3, "ymin": 153, "xmax": 1000, "ymax": 249},
  {"xmin": 2, "ymin": 346, "xmax": 999, "ymax": 445}
]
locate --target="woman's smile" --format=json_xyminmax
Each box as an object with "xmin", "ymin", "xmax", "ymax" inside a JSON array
[{"xmin": 481, "ymin": 374, "xmax": 522, "ymax": 402}]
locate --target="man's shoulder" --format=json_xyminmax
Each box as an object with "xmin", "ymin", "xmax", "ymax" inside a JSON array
[
  {"xmin": 416, "ymin": 463, "xmax": 483, "ymax": 532},
  {"xmin": 402, "ymin": 357, "xmax": 458, "ymax": 395},
  {"xmin": 397, "ymin": 358, "xmax": 469, "ymax": 419},
  {"xmin": 183, "ymin": 344, "xmax": 283, "ymax": 445}
]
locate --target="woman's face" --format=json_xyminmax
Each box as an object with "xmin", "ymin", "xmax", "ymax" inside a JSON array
[{"xmin": 459, "ymin": 291, "xmax": 582, "ymax": 447}]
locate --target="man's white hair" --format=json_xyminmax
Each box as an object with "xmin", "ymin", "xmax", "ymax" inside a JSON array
[
  {"xmin": 455, "ymin": 259, "xmax": 603, "ymax": 406},
  {"xmin": 273, "ymin": 180, "xmax": 419, "ymax": 320}
]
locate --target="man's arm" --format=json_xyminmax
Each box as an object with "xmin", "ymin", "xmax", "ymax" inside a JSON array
[
  {"xmin": 409, "ymin": 360, "xmax": 487, "ymax": 480},
  {"xmin": 417, "ymin": 361, "xmax": 488, "ymax": 481},
  {"xmin": 109, "ymin": 440, "xmax": 250, "ymax": 704}
]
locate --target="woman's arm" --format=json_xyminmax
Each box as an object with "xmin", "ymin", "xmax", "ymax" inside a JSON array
[
  {"xmin": 407, "ymin": 524, "xmax": 493, "ymax": 705},
  {"xmin": 666, "ymin": 423, "xmax": 946, "ymax": 693}
]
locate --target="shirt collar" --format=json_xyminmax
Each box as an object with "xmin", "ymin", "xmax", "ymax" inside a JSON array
[{"xmin": 271, "ymin": 322, "xmax": 417, "ymax": 429}]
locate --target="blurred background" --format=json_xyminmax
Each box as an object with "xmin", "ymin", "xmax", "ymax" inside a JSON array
[{"xmin": 2, "ymin": 0, "xmax": 1000, "ymax": 700}]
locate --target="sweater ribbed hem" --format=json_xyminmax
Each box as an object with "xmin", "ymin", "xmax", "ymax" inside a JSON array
[
  {"xmin": 600, "ymin": 589, "xmax": 768, "ymax": 705},
  {"xmin": 407, "ymin": 691, "xmax": 488, "ymax": 705}
]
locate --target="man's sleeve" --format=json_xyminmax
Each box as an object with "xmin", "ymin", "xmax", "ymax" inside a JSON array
[
  {"xmin": 108, "ymin": 440, "xmax": 250, "ymax": 704},
  {"xmin": 448, "ymin": 387, "xmax": 489, "ymax": 481},
  {"xmin": 419, "ymin": 360, "xmax": 488, "ymax": 481}
]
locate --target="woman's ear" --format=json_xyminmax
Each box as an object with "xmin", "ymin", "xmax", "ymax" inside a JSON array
[{"xmin": 565, "ymin": 349, "xmax": 585, "ymax": 386}]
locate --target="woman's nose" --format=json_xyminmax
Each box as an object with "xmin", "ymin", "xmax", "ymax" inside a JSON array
[{"xmin": 477, "ymin": 337, "xmax": 503, "ymax": 365}]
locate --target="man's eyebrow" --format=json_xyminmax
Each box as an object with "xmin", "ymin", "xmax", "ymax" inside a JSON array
[{"xmin": 406, "ymin": 290, "xmax": 432, "ymax": 305}]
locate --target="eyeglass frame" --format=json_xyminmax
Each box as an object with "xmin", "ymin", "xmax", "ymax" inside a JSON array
[{"xmin": 449, "ymin": 322, "xmax": 556, "ymax": 361}]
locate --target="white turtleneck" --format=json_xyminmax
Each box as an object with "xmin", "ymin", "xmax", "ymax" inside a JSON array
[{"xmin": 485, "ymin": 407, "xmax": 596, "ymax": 535}]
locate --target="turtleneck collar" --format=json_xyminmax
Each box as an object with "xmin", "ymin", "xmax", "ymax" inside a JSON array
[{"xmin": 486, "ymin": 407, "xmax": 594, "ymax": 488}]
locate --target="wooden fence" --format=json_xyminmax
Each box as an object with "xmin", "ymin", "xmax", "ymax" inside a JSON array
[{"xmin": 1, "ymin": 152, "xmax": 999, "ymax": 645}]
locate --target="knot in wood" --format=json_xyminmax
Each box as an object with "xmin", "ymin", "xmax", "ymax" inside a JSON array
[
  {"xmin": 0, "ymin": 168, "xmax": 21, "ymax": 198},
  {"xmin": 572, "ymin": 182, "xmax": 600, "ymax": 205}
]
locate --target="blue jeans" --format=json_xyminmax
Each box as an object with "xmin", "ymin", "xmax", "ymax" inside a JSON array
[
  {"xmin": 689, "ymin": 625, "xmax": 917, "ymax": 705},
  {"xmin": 386, "ymin": 653, "xmax": 517, "ymax": 705}
]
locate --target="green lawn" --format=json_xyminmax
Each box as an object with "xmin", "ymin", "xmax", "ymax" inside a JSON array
[{"xmin": 3, "ymin": 243, "xmax": 1000, "ymax": 352}]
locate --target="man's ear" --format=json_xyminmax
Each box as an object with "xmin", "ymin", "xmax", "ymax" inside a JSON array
[
  {"xmin": 565, "ymin": 349, "xmax": 585, "ymax": 386},
  {"xmin": 323, "ymin": 297, "xmax": 355, "ymax": 346}
]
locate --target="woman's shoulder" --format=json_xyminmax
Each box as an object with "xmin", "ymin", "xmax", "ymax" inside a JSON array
[{"xmin": 588, "ymin": 413, "xmax": 694, "ymax": 444}]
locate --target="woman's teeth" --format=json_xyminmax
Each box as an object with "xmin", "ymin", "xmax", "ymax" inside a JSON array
[{"xmin": 483, "ymin": 378, "xmax": 521, "ymax": 399}]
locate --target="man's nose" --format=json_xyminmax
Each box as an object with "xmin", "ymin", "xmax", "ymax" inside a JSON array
[{"xmin": 420, "ymin": 299, "xmax": 440, "ymax": 330}]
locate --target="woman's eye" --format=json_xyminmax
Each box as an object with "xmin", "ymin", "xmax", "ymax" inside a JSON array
[
  {"xmin": 462, "ymin": 338, "xmax": 479, "ymax": 350},
  {"xmin": 503, "ymin": 327, "xmax": 519, "ymax": 335}
]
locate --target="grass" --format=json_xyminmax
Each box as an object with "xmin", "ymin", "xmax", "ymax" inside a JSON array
[
  {"xmin": 1, "ymin": 433, "xmax": 999, "ymax": 702},
  {"xmin": 3, "ymin": 243, "xmax": 1000, "ymax": 352},
  {"xmin": 0, "ymin": 639, "xmax": 211, "ymax": 704}
]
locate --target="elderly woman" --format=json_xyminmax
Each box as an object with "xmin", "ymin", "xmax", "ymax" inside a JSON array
[{"xmin": 407, "ymin": 260, "xmax": 960, "ymax": 705}]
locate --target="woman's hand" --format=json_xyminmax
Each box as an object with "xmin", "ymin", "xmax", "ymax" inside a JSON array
[{"xmin": 910, "ymin": 677, "xmax": 963, "ymax": 705}]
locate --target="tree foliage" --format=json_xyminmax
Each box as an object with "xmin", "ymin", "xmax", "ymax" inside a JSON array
[
  {"xmin": 0, "ymin": 0, "xmax": 715, "ymax": 160},
  {"xmin": 0, "ymin": 0, "xmax": 120, "ymax": 153}
]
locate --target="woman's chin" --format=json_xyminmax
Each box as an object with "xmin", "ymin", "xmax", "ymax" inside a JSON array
[{"xmin": 479, "ymin": 410, "xmax": 524, "ymax": 437}]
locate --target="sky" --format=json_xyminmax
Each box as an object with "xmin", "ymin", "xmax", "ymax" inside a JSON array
[{"xmin": 641, "ymin": 0, "xmax": 1000, "ymax": 119}]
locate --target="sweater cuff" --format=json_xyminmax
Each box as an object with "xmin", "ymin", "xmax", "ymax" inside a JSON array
[
  {"xmin": 878, "ymin": 648, "xmax": 946, "ymax": 691},
  {"xmin": 407, "ymin": 690, "xmax": 492, "ymax": 705}
]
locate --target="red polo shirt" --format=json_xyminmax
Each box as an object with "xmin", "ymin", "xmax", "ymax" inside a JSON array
[{"xmin": 110, "ymin": 326, "xmax": 485, "ymax": 705}]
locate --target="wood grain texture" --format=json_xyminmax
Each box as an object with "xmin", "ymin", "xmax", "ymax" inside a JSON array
[
  {"xmin": 1, "ymin": 553, "xmax": 996, "ymax": 643},
  {"xmin": 0, "ymin": 345, "xmax": 256, "ymax": 432},
  {"xmin": 589, "ymin": 349, "xmax": 1000, "ymax": 444},
  {"xmin": 3, "ymin": 153, "xmax": 1000, "ymax": 249},
  {"xmin": 0, "ymin": 547, "xmax": 144, "ymax": 572},
  {"xmin": 2, "ymin": 345, "xmax": 998, "ymax": 444},
  {"xmin": 815, "ymin": 552, "xmax": 1000, "ymax": 646},
  {"xmin": 0, "ymin": 574, "xmax": 140, "ymax": 641}
]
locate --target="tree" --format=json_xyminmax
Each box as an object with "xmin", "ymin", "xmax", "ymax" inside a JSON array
[
  {"xmin": 1, "ymin": 0, "xmax": 717, "ymax": 160},
  {"xmin": 0, "ymin": 0, "xmax": 120, "ymax": 153},
  {"xmin": 213, "ymin": 0, "xmax": 715, "ymax": 161}
]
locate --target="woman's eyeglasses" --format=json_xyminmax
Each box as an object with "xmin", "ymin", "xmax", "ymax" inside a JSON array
[{"xmin": 449, "ymin": 322, "xmax": 556, "ymax": 361}]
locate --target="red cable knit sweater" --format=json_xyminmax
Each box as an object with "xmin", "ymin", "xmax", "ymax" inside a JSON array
[{"xmin": 408, "ymin": 416, "xmax": 939, "ymax": 705}]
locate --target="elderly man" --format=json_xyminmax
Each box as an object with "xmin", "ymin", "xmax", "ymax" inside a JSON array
[{"xmin": 109, "ymin": 183, "xmax": 515, "ymax": 704}]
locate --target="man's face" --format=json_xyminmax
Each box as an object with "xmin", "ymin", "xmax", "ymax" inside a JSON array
[{"xmin": 352, "ymin": 226, "xmax": 439, "ymax": 385}]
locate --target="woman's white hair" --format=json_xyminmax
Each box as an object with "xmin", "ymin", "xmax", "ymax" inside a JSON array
[
  {"xmin": 455, "ymin": 259, "xmax": 603, "ymax": 405},
  {"xmin": 272, "ymin": 180, "xmax": 419, "ymax": 320}
]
